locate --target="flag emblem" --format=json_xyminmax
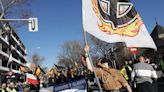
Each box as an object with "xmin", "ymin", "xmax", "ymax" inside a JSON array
[
  {"xmin": 82, "ymin": 0, "xmax": 157, "ymax": 50},
  {"xmin": 92, "ymin": 0, "xmax": 143, "ymax": 37}
]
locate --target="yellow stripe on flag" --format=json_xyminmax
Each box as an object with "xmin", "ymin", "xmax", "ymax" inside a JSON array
[{"xmin": 36, "ymin": 67, "xmax": 41, "ymax": 76}]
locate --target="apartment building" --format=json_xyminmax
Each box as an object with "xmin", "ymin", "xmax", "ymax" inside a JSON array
[{"xmin": 0, "ymin": 22, "xmax": 28, "ymax": 86}]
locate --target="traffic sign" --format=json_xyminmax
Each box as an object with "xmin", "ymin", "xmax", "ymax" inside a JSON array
[
  {"xmin": 129, "ymin": 47, "xmax": 137, "ymax": 54},
  {"xmin": 29, "ymin": 18, "xmax": 38, "ymax": 32}
]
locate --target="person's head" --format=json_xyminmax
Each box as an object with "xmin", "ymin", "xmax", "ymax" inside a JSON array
[
  {"xmin": 139, "ymin": 56, "xmax": 145, "ymax": 62},
  {"xmin": 128, "ymin": 60, "xmax": 133, "ymax": 64},
  {"xmin": 10, "ymin": 82, "xmax": 14, "ymax": 89},
  {"xmin": 96, "ymin": 58, "xmax": 109, "ymax": 68},
  {"xmin": 125, "ymin": 60, "xmax": 128, "ymax": 65},
  {"xmin": 2, "ymin": 83, "xmax": 6, "ymax": 89},
  {"xmin": 126, "ymin": 58, "xmax": 133, "ymax": 64}
]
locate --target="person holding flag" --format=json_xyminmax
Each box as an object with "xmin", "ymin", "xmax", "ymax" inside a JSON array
[{"xmin": 82, "ymin": 45, "xmax": 132, "ymax": 92}]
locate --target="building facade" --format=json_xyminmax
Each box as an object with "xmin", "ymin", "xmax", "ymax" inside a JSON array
[
  {"xmin": 142, "ymin": 23, "xmax": 164, "ymax": 72},
  {"xmin": 0, "ymin": 22, "xmax": 27, "ymax": 86}
]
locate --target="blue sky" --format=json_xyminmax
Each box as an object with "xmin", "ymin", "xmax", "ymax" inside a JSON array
[{"xmin": 17, "ymin": 0, "xmax": 164, "ymax": 69}]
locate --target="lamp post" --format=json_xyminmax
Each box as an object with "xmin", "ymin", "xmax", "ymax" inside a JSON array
[
  {"xmin": 0, "ymin": 18, "xmax": 38, "ymax": 32},
  {"xmin": 5, "ymin": 18, "xmax": 39, "ymax": 70},
  {"xmin": 0, "ymin": 0, "xmax": 38, "ymax": 32},
  {"xmin": 0, "ymin": 0, "xmax": 39, "ymax": 85}
]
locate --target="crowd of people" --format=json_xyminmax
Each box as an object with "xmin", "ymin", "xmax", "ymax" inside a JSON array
[
  {"xmin": 0, "ymin": 72, "xmax": 40, "ymax": 92},
  {"xmin": 0, "ymin": 45, "xmax": 161, "ymax": 92},
  {"xmin": 34, "ymin": 45, "xmax": 160, "ymax": 92},
  {"xmin": 46, "ymin": 45, "xmax": 160, "ymax": 92},
  {"xmin": 1, "ymin": 81, "xmax": 32, "ymax": 92},
  {"xmin": 82, "ymin": 45, "xmax": 159, "ymax": 92},
  {"xmin": 47, "ymin": 64, "xmax": 93, "ymax": 86}
]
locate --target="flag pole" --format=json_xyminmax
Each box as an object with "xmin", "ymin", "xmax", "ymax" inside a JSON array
[
  {"xmin": 83, "ymin": 30, "xmax": 103, "ymax": 92},
  {"xmin": 82, "ymin": 1, "xmax": 102, "ymax": 91}
]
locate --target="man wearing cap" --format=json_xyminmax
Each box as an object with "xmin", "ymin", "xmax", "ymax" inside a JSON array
[{"xmin": 83, "ymin": 45, "xmax": 132, "ymax": 92}]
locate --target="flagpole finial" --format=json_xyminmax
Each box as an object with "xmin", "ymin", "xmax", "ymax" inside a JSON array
[{"xmin": 155, "ymin": 17, "xmax": 158, "ymax": 25}]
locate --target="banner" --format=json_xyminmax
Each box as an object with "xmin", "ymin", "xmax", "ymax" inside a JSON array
[
  {"xmin": 26, "ymin": 73, "xmax": 38, "ymax": 85},
  {"xmin": 53, "ymin": 78, "xmax": 87, "ymax": 92},
  {"xmin": 82, "ymin": 0, "xmax": 157, "ymax": 50}
]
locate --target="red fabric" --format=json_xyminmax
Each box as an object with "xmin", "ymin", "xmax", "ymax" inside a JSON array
[{"xmin": 27, "ymin": 78, "xmax": 38, "ymax": 84}]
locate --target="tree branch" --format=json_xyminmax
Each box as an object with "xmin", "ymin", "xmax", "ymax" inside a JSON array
[{"xmin": 0, "ymin": 0, "xmax": 17, "ymax": 19}]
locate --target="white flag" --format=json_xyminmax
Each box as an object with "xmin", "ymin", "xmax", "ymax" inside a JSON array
[{"xmin": 82, "ymin": 0, "xmax": 157, "ymax": 50}]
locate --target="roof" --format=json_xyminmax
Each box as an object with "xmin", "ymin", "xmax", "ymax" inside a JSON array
[
  {"xmin": 151, "ymin": 24, "xmax": 164, "ymax": 47},
  {"xmin": 151, "ymin": 24, "xmax": 164, "ymax": 38}
]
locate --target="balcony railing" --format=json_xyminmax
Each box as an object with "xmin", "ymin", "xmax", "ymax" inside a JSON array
[
  {"xmin": 0, "ymin": 35, "xmax": 9, "ymax": 45},
  {"xmin": 10, "ymin": 34, "xmax": 25, "ymax": 52},
  {"xmin": 11, "ymin": 45, "xmax": 26, "ymax": 61}
]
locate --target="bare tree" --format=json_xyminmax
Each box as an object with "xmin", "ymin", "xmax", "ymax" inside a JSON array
[
  {"xmin": 89, "ymin": 35, "xmax": 130, "ymax": 69},
  {"xmin": 90, "ymin": 35, "xmax": 113, "ymax": 58},
  {"xmin": 0, "ymin": 0, "xmax": 35, "ymax": 28},
  {"xmin": 58, "ymin": 55, "xmax": 71, "ymax": 68},
  {"xmin": 57, "ymin": 40, "xmax": 83, "ymax": 67},
  {"xmin": 30, "ymin": 53, "xmax": 44, "ymax": 66},
  {"xmin": 113, "ymin": 42, "xmax": 130, "ymax": 69}
]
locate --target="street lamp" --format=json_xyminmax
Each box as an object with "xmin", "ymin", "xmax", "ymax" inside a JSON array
[
  {"xmin": 0, "ymin": 0, "xmax": 38, "ymax": 32},
  {"xmin": 0, "ymin": 18, "xmax": 38, "ymax": 32},
  {"xmin": 0, "ymin": 0, "xmax": 39, "ymax": 84},
  {"xmin": 5, "ymin": 18, "xmax": 39, "ymax": 70}
]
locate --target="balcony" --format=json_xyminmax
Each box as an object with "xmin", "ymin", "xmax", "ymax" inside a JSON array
[
  {"xmin": 0, "ymin": 66, "xmax": 21, "ymax": 74},
  {"xmin": 0, "ymin": 66, "xmax": 9, "ymax": 71},
  {"xmin": 0, "ymin": 35, "xmax": 9, "ymax": 46},
  {"xmin": 11, "ymin": 45, "xmax": 27, "ymax": 62},
  {"xmin": 12, "ymin": 56, "xmax": 26, "ymax": 66},
  {"xmin": 0, "ymin": 50, "xmax": 9, "ymax": 58},
  {"xmin": 10, "ymin": 34, "xmax": 26, "ymax": 52},
  {"xmin": 0, "ymin": 49, "xmax": 26, "ymax": 66}
]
